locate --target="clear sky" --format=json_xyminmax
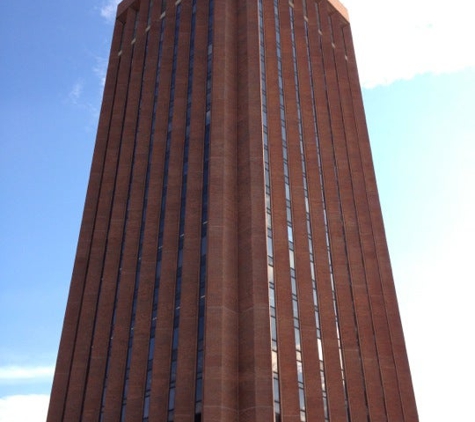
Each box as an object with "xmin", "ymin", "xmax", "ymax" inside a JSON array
[{"xmin": 0, "ymin": 0, "xmax": 474, "ymax": 420}]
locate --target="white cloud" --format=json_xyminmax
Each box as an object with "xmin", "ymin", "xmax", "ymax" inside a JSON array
[
  {"xmin": 100, "ymin": 0, "xmax": 121, "ymax": 22},
  {"xmin": 65, "ymin": 76, "xmax": 100, "ymax": 121},
  {"xmin": 395, "ymin": 222, "xmax": 475, "ymax": 421},
  {"xmin": 0, "ymin": 395, "xmax": 49, "ymax": 422},
  {"xmin": 93, "ymin": 55, "xmax": 108, "ymax": 89},
  {"xmin": 375, "ymin": 118, "xmax": 475, "ymax": 420},
  {"xmin": 68, "ymin": 80, "xmax": 84, "ymax": 105},
  {"xmin": 341, "ymin": 0, "xmax": 475, "ymax": 87},
  {"xmin": 0, "ymin": 366, "xmax": 54, "ymax": 382}
]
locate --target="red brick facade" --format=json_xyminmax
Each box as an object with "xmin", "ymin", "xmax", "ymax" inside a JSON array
[{"xmin": 47, "ymin": 0, "xmax": 418, "ymax": 421}]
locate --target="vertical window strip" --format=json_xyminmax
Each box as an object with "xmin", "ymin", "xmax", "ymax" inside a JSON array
[
  {"xmin": 289, "ymin": 7, "xmax": 328, "ymax": 422},
  {"xmin": 312, "ymin": 2, "xmax": 368, "ymax": 420},
  {"xmin": 314, "ymin": 0, "xmax": 322, "ymax": 32},
  {"xmin": 98, "ymin": 17, "xmax": 139, "ymax": 421},
  {"xmin": 258, "ymin": 1, "xmax": 281, "ymax": 421},
  {"xmin": 118, "ymin": 20, "xmax": 126, "ymax": 53},
  {"xmin": 194, "ymin": 1, "xmax": 213, "ymax": 419},
  {"xmin": 76, "ymin": 19, "xmax": 126, "ymax": 422},
  {"xmin": 140, "ymin": 5, "xmax": 183, "ymax": 421},
  {"xmin": 320, "ymin": 8, "xmax": 367, "ymax": 421},
  {"xmin": 142, "ymin": 13, "xmax": 167, "ymax": 422},
  {"xmin": 272, "ymin": 1, "xmax": 307, "ymax": 420},
  {"xmin": 166, "ymin": 1, "xmax": 196, "ymax": 420},
  {"xmin": 118, "ymin": 27, "xmax": 153, "ymax": 422},
  {"xmin": 341, "ymin": 26, "xmax": 349, "ymax": 58},
  {"xmin": 147, "ymin": 0, "xmax": 154, "ymax": 26},
  {"xmin": 302, "ymin": 4, "xmax": 348, "ymax": 420},
  {"xmin": 331, "ymin": 16, "xmax": 384, "ymax": 421},
  {"xmin": 132, "ymin": 9, "xmax": 140, "ymax": 40},
  {"xmin": 327, "ymin": 14, "xmax": 335, "ymax": 45}
]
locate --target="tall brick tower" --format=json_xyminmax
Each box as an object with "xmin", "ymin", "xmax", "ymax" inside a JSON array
[{"xmin": 47, "ymin": 0, "xmax": 418, "ymax": 421}]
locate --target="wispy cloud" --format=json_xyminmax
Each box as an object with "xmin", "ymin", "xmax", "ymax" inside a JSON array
[
  {"xmin": 0, "ymin": 394, "xmax": 49, "ymax": 422},
  {"xmin": 68, "ymin": 80, "xmax": 84, "ymax": 105},
  {"xmin": 96, "ymin": 0, "xmax": 120, "ymax": 94},
  {"xmin": 93, "ymin": 55, "xmax": 108, "ymax": 89},
  {"xmin": 342, "ymin": 0, "xmax": 475, "ymax": 87},
  {"xmin": 100, "ymin": 0, "xmax": 121, "ymax": 22},
  {"xmin": 0, "ymin": 366, "xmax": 54, "ymax": 382},
  {"xmin": 65, "ymin": 76, "xmax": 100, "ymax": 123}
]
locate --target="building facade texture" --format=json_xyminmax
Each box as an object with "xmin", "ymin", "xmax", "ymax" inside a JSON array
[{"xmin": 47, "ymin": 0, "xmax": 418, "ymax": 421}]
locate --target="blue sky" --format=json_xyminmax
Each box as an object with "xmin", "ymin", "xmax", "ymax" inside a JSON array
[{"xmin": 1, "ymin": 0, "xmax": 474, "ymax": 420}]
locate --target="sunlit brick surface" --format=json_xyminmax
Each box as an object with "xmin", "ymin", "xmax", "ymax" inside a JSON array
[{"xmin": 47, "ymin": 1, "xmax": 418, "ymax": 421}]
